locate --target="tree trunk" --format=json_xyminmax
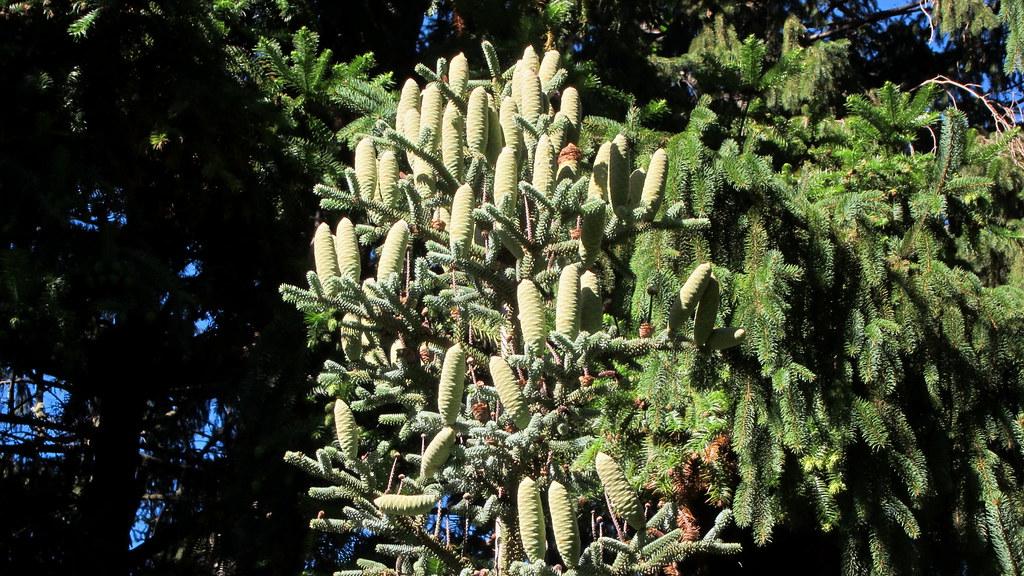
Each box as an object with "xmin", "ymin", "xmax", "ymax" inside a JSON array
[{"xmin": 71, "ymin": 325, "xmax": 148, "ymax": 575}]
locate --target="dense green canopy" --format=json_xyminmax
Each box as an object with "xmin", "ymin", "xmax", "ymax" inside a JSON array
[{"xmin": 2, "ymin": 1, "xmax": 1023, "ymax": 574}]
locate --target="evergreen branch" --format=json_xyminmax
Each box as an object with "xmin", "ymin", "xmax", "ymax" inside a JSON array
[{"xmin": 376, "ymin": 125, "xmax": 460, "ymax": 194}]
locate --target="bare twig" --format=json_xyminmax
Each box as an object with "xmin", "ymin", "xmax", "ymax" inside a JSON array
[
  {"xmin": 604, "ymin": 492, "xmax": 626, "ymax": 541},
  {"xmin": 921, "ymin": 75, "xmax": 1024, "ymax": 166},
  {"xmin": 919, "ymin": 0, "xmax": 935, "ymax": 43},
  {"xmin": 0, "ymin": 412, "xmax": 78, "ymax": 432}
]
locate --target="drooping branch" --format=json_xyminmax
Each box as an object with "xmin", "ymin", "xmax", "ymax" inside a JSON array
[{"xmin": 809, "ymin": 2, "xmax": 924, "ymax": 40}]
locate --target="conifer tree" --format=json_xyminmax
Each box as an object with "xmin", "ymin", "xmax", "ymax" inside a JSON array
[
  {"xmin": 621, "ymin": 36, "xmax": 1024, "ymax": 575},
  {"xmin": 276, "ymin": 14, "xmax": 1024, "ymax": 576},
  {"xmin": 280, "ymin": 42, "xmax": 747, "ymax": 574}
]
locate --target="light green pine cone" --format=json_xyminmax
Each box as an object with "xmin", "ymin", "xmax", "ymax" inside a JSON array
[
  {"xmin": 374, "ymin": 493, "xmax": 437, "ymax": 516},
  {"xmin": 595, "ymin": 452, "xmax": 644, "ymax": 530},
  {"xmin": 420, "ymin": 426, "xmax": 456, "ymax": 480},
  {"xmin": 333, "ymin": 399, "xmax": 360, "ymax": 461},
  {"xmin": 438, "ymin": 343, "xmax": 467, "ymax": 425},
  {"xmin": 485, "ymin": 94, "xmax": 504, "ymax": 164},
  {"xmin": 692, "ymin": 274, "xmax": 719, "ymax": 346},
  {"xmin": 359, "ymin": 329, "xmax": 379, "ymax": 366},
  {"xmin": 520, "ymin": 45, "xmax": 539, "ymax": 73},
  {"xmin": 314, "ymin": 222, "xmax": 340, "ymax": 295},
  {"xmin": 402, "ymin": 108, "xmax": 421, "ymax": 168},
  {"xmin": 548, "ymin": 480, "xmax": 580, "ymax": 565},
  {"xmin": 499, "ymin": 96, "xmax": 522, "ymax": 158},
  {"xmin": 511, "ymin": 60, "xmax": 525, "ymax": 114},
  {"xmin": 341, "ymin": 312, "xmax": 363, "ymax": 362},
  {"xmin": 377, "ymin": 150, "xmax": 400, "ymax": 207},
  {"xmin": 334, "ymin": 217, "xmax": 360, "ymax": 283},
  {"xmin": 517, "ymin": 280, "xmax": 546, "ymax": 354},
  {"xmin": 550, "ymin": 111, "xmax": 569, "ymax": 152},
  {"xmin": 395, "ymin": 78, "xmax": 420, "ymax": 135},
  {"xmin": 492, "ymin": 146, "xmax": 522, "ymax": 258},
  {"xmin": 681, "ymin": 263, "xmax": 713, "ymax": 313},
  {"xmin": 489, "ymin": 355, "xmax": 530, "ymax": 429},
  {"xmin": 560, "ymin": 86, "xmax": 581, "ymax": 140},
  {"xmin": 555, "ymin": 263, "xmax": 581, "ymax": 339},
  {"xmin": 354, "ymin": 137, "xmax": 377, "ymax": 199},
  {"xmin": 493, "ymin": 146, "xmax": 518, "ymax": 209},
  {"xmin": 448, "ymin": 52, "xmax": 469, "ymax": 99},
  {"xmin": 707, "ymin": 327, "xmax": 746, "ymax": 350},
  {"xmin": 628, "ymin": 168, "xmax": 646, "ymax": 211},
  {"xmin": 517, "ymin": 477, "xmax": 548, "ymax": 563},
  {"xmin": 640, "ymin": 148, "xmax": 667, "ymax": 216},
  {"xmin": 578, "ymin": 199, "xmax": 606, "ymax": 267},
  {"xmin": 668, "ymin": 263, "xmax": 712, "ymax": 332},
  {"xmin": 389, "ymin": 338, "xmax": 406, "ymax": 365},
  {"xmin": 442, "ymin": 101, "xmax": 465, "ymax": 182},
  {"xmin": 588, "ymin": 141, "xmax": 611, "ymax": 201},
  {"xmin": 538, "ymin": 49, "xmax": 560, "ymax": 85},
  {"xmin": 608, "ymin": 134, "xmax": 630, "ymax": 207},
  {"xmin": 419, "ymin": 82, "xmax": 444, "ymax": 151},
  {"xmin": 579, "ymin": 271, "xmax": 603, "ymax": 333},
  {"xmin": 466, "ymin": 86, "xmax": 489, "ymax": 154},
  {"xmin": 532, "ymin": 135, "xmax": 555, "ymax": 196},
  {"xmin": 519, "ymin": 68, "xmax": 543, "ymax": 126},
  {"xmin": 449, "ymin": 183, "xmax": 476, "ymax": 256},
  {"xmin": 376, "ymin": 220, "xmax": 410, "ymax": 282}
]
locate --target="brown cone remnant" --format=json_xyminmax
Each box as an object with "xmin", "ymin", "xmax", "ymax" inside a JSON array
[
  {"xmin": 677, "ymin": 505, "xmax": 701, "ymax": 542},
  {"xmin": 472, "ymin": 401, "xmax": 490, "ymax": 423},
  {"xmin": 639, "ymin": 321, "xmax": 653, "ymax": 338},
  {"xmin": 558, "ymin": 142, "xmax": 583, "ymax": 166}
]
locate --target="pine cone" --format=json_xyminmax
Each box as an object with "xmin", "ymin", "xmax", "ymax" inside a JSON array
[
  {"xmin": 419, "ymin": 344, "xmax": 433, "ymax": 363},
  {"xmin": 578, "ymin": 374, "xmax": 595, "ymax": 387},
  {"xmin": 639, "ymin": 322, "xmax": 653, "ymax": 338},
  {"xmin": 558, "ymin": 143, "xmax": 582, "ymax": 166},
  {"xmin": 472, "ymin": 401, "xmax": 490, "ymax": 422},
  {"xmin": 569, "ymin": 226, "xmax": 582, "ymax": 240},
  {"xmin": 431, "ymin": 219, "xmax": 447, "ymax": 231}
]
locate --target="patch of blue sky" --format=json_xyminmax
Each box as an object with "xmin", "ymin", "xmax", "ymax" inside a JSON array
[
  {"xmin": 0, "ymin": 373, "xmax": 72, "ymax": 460},
  {"xmin": 180, "ymin": 261, "xmax": 201, "ymax": 278},
  {"xmin": 68, "ymin": 218, "xmax": 100, "ymax": 231},
  {"xmin": 194, "ymin": 311, "xmax": 215, "ymax": 335},
  {"xmin": 191, "ymin": 399, "xmax": 224, "ymax": 460},
  {"xmin": 131, "ymin": 399, "xmax": 224, "ymax": 548}
]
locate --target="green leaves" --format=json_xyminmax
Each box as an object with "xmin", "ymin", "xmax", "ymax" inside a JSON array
[
  {"xmin": 68, "ymin": 6, "xmax": 101, "ymax": 38},
  {"xmin": 845, "ymin": 82, "xmax": 940, "ymax": 150},
  {"xmin": 275, "ymin": 17, "xmax": 1024, "ymax": 574},
  {"xmin": 1002, "ymin": 0, "xmax": 1024, "ymax": 73},
  {"xmin": 255, "ymin": 29, "xmax": 395, "ymax": 175},
  {"xmin": 257, "ymin": 27, "xmax": 334, "ymax": 98},
  {"xmin": 607, "ymin": 30, "xmax": 1024, "ymax": 574}
]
